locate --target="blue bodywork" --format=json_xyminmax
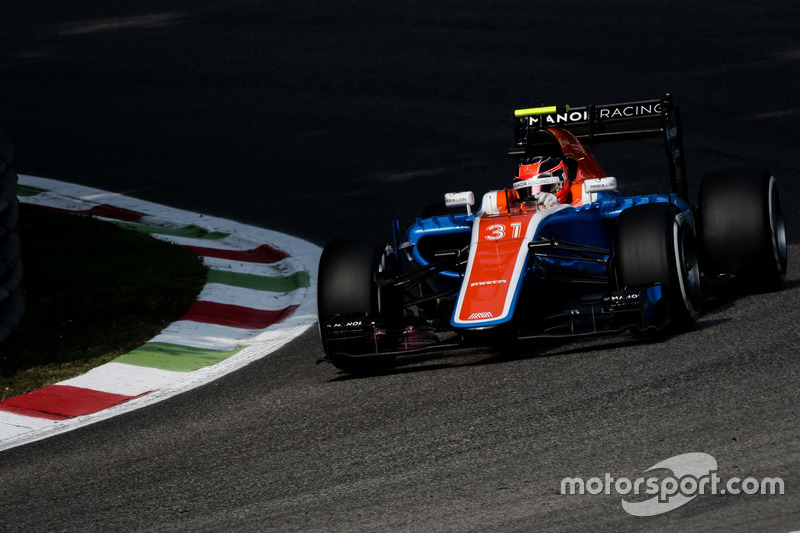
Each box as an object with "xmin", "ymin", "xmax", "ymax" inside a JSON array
[{"xmin": 402, "ymin": 191, "xmax": 695, "ymax": 332}]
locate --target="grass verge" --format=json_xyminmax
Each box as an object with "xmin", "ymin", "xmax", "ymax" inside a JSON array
[{"xmin": 0, "ymin": 204, "xmax": 208, "ymax": 401}]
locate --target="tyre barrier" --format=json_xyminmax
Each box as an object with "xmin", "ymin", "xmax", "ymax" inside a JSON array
[{"xmin": 0, "ymin": 129, "xmax": 23, "ymax": 345}]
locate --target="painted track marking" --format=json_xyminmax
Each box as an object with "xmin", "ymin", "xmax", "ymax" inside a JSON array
[{"xmin": 0, "ymin": 176, "xmax": 320, "ymax": 451}]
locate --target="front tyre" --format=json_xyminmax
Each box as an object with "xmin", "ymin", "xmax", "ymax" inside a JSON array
[
  {"xmin": 613, "ymin": 203, "xmax": 701, "ymax": 330},
  {"xmin": 317, "ymin": 239, "xmax": 400, "ymax": 371}
]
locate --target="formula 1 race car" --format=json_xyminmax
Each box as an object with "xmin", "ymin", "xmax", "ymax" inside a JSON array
[{"xmin": 317, "ymin": 94, "xmax": 787, "ymax": 371}]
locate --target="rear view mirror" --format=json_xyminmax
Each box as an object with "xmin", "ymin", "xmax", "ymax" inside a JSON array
[
  {"xmin": 444, "ymin": 191, "xmax": 475, "ymax": 216},
  {"xmin": 581, "ymin": 177, "xmax": 617, "ymax": 204}
]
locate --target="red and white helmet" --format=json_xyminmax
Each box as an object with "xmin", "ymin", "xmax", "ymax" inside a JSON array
[{"xmin": 513, "ymin": 156, "xmax": 570, "ymax": 204}]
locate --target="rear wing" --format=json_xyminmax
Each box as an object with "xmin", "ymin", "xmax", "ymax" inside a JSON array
[{"xmin": 509, "ymin": 94, "xmax": 688, "ymax": 201}]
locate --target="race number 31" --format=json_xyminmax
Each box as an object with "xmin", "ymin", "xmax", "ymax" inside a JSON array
[{"xmin": 484, "ymin": 222, "xmax": 522, "ymax": 240}]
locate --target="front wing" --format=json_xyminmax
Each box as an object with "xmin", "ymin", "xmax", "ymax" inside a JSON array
[{"xmin": 320, "ymin": 284, "xmax": 666, "ymax": 362}]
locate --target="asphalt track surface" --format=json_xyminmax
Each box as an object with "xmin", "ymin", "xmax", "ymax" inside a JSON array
[{"xmin": 1, "ymin": 1, "xmax": 799, "ymax": 531}]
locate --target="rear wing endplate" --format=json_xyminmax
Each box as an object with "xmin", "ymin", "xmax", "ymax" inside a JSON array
[{"xmin": 509, "ymin": 94, "xmax": 688, "ymax": 201}]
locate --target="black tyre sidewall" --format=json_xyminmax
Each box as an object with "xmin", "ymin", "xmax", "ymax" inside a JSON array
[
  {"xmin": 699, "ymin": 167, "xmax": 787, "ymax": 289},
  {"xmin": 317, "ymin": 239, "xmax": 400, "ymax": 362}
]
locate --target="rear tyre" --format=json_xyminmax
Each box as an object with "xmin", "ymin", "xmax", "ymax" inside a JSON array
[
  {"xmin": 699, "ymin": 168, "xmax": 787, "ymax": 291},
  {"xmin": 613, "ymin": 203, "xmax": 701, "ymax": 330},
  {"xmin": 317, "ymin": 239, "xmax": 400, "ymax": 371}
]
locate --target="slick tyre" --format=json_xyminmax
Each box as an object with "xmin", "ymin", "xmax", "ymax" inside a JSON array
[
  {"xmin": 698, "ymin": 168, "xmax": 787, "ymax": 291},
  {"xmin": 614, "ymin": 203, "xmax": 701, "ymax": 330},
  {"xmin": 317, "ymin": 239, "xmax": 400, "ymax": 371}
]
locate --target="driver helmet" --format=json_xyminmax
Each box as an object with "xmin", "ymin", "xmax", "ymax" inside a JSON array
[{"xmin": 513, "ymin": 156, "xmax": 570, "ymax": 203}]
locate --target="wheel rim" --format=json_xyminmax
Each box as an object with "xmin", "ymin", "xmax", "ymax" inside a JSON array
[
  {"xmin": 768, "ymin": 176, "xmax": 787, "ymax": 279},
  {"xmin": 674, "ymin": 218, "xmax": 701, "ymax": 319}
]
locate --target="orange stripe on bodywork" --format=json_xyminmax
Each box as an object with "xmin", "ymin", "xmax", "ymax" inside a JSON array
[{"xmin": 455, "ymin": 212, "xmax": 537, "ymax": 324}]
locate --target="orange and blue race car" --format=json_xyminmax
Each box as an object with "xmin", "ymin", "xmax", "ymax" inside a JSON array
[{"xmin": 317, "ymin": 95, "xmax": 787, "ymax": 372}]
